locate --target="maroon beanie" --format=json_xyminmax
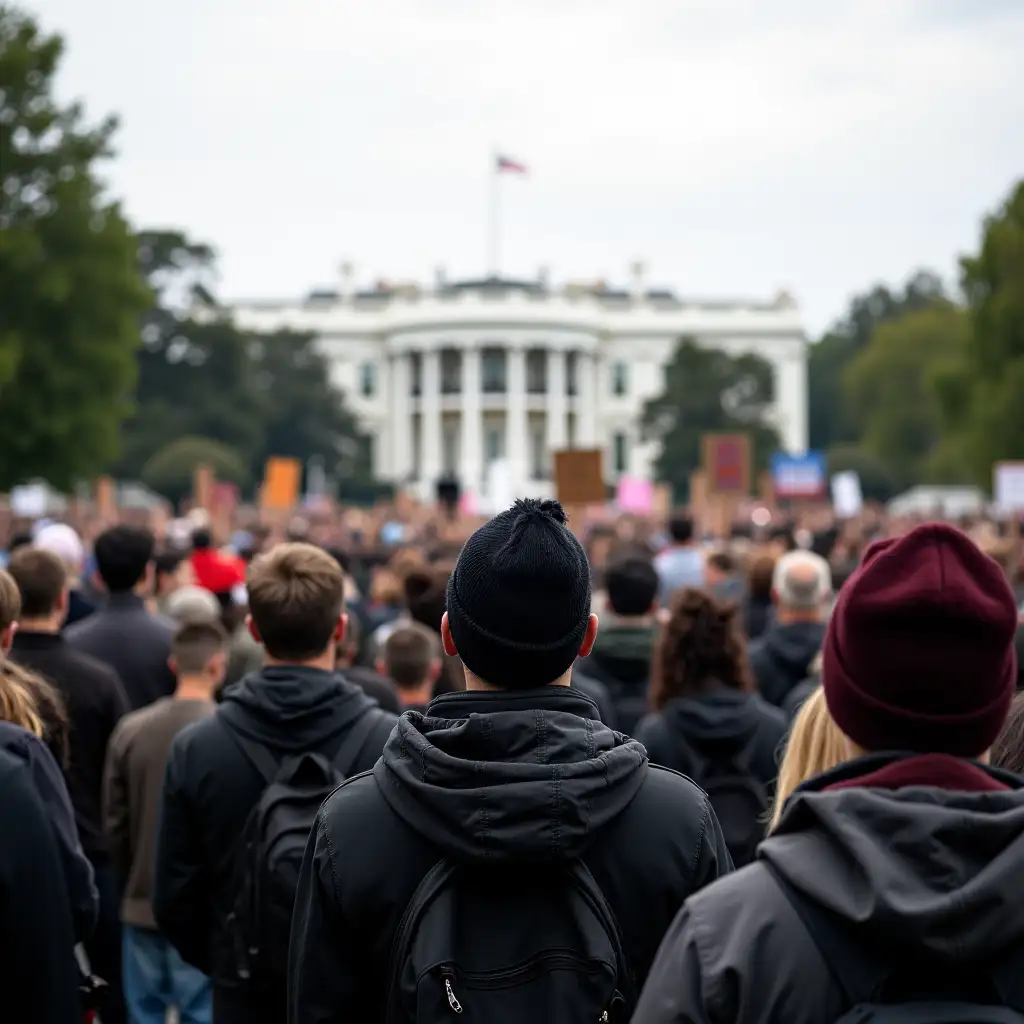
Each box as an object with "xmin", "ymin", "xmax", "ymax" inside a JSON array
[{"xmin": 823, "ymin": 524, "xmax": 1018, "ymax": 757}]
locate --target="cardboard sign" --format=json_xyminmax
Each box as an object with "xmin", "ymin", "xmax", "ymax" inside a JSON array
[
  {"xmin": 193, "ymin": 464, "xmax": 214, "ymax": 511},
  {"xmin": 95, "ymin": 477, "xmax": 117, "ymax": 524},
  {"xmin": 702, "ymin": 434, "xmax": 751, "ymax": 497},
  {"xmin": 554, "ymin": 449, "xmax": 605, "ymax": 507},
  {"xmin": 652, "ymin": 483, "xmax": 673, "ymax": 520},
  {"xmin": 260, "ymin": 457, "xmax": 302, "ymax": 512},
  {"xmin": 994, "ymin": 462, "xmax": 1024, "ymax": 512},
  {"xmin": 616, "ymin": 476, "xmax": 654, "ymax": 514}
]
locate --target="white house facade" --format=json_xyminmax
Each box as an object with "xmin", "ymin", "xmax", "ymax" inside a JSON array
[{"xmin": 226, "ymin": 271, "xmax": 809, "ymax": 503}]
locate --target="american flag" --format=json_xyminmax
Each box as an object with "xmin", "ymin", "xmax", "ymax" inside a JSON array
[{"xmin": 496, "ymin": 154, "xmax": 528, "ymax": 174}]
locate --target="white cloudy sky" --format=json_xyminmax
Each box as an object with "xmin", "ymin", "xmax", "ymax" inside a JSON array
[{"xmin": 32, "ymin": 0, "xmax": 1024, "ymax": 332}]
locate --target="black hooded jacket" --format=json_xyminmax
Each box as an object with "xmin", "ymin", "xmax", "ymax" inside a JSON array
[
  {"xmin": 748, "ymin": 620, "xmax": 825, "ymax": 707},
  {"xmin": 153, "ymin": 666, "xmax": 397, "ymax": 1024},
  {"xmin": 633, "ymin": 754, "xmax": 1024, "ymax": 1023},
  {"xmin": 288, "ymin": 687, "xmax": 732, "ymax": 1023},
  {"xmin": 633, "ymin": 688, "xmax": 787, "ymax": 795}
]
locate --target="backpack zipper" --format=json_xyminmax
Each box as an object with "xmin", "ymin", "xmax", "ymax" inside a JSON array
[{"xmin": 444, "ymin": 974, "xmax": 463, "ymax": 1014}]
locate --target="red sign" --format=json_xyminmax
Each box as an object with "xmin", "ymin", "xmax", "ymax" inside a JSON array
[{"xmin": 702, "ymin": 434, "xmax": 751, "ymax": 496}]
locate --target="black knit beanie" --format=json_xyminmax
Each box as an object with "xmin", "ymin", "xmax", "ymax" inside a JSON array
[{"xmin": 446, "ymin": 498, "xmax": 592, "ymax": 689}]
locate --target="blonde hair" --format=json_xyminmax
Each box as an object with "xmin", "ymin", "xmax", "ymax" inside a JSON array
[{"xmin": 769, "ymin": 687, "xmax": 847, "ymax": 831}]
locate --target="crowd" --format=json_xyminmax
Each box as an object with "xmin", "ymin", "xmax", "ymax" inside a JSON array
[{"xmin": 0, "ymin": 495, "xmax": 1023, "ymax": 1023}]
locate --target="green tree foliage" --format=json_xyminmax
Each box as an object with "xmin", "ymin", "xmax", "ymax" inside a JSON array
[
  {"xmin": 842, "ymin": 302, "xmax": 967, "ymax": 491},
  {"xmin": 642, "ymin": 338, "xmax": 779, "ymax": 499},
  {"xmin": 0, "ymin": 6, "xmax": 149, "ymax": 489},
  {"xmin": 936, "ymin": 180, "xmax": 1024, "ymax": 483},
  {"xmin": 826, "ymin": 444, "xmax": 896, "ymax": 503},
  {"xmin": 141, "ymin": 436, "xmax": 249, "ymax": 504}
]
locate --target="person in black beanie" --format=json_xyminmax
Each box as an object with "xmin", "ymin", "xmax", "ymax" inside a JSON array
[{"xmin": 289, "ymin": 499, "xmax": 732, "ymax": 1022}]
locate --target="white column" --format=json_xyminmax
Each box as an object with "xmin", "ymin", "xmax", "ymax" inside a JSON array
[
  {"xmin": 776, "ymin": 344, "xmax": 809, "ymax": 454},
  {"xmin": 547, "ymin": 349, "xmax": 567, "ymax": 459},
  {"xmin": 577, "ymin": 350, "xmax": 599, "ymax": 446},
  {"xmin": 390, "ymin": 353, "xmax": 413, "ymax": 483},
  {"xmin": 422, "ymin": 348, "xmax": 442, "ymax": 486},
  {"xmin": 461, "ymin": 347, "xmax": 483, "ymax": 496},
  {"xmin": 506, "ymin": 346, "xmax": 528, "ymax": 496}
]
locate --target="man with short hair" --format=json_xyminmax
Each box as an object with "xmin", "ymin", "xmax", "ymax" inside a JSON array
[
  {"xmin": 574, "ymin": 552, "xmax": 659, "ymax": 734},
  {"xmin": 105, "ymin": 620, "xmax": 226, "ymax": 1024},
  {"xmin": 33, "ymin": 521, "xmax": 96, "ymax": 626},
  {"xmin": 67, "ymin": 525, "xmax": 176, "ymax": 710},
  {"xmin": 379, "ymin": 623, "xmax": 441, "ymax": 714},
  {"xmin": 748, "ymin": 551, "xmax": 831, "ymax": 707},
  {"xmin": 8, "ymin": 545, "xmax": 130, "ymax": 1024},
  {"xmin": 654, "ymin": 514, "xmax": 704, "ymax": 605},
  {"xmin": 154, "ymin": 550, "xmax": 194, "ymax": 618},
  {"xmin": 334, "ymin": 612, "xmax": 401, "ymax": 713},
  {"xmin": 705, "ymin": 550, "xmax": 743, "ymax": 604},
  {"xmin": 154, "ymin": 543, "xmax": 398, "ymax": 1024},
  {"xmin": 289, "ymin": 499, "xmax": 731, "ymax": 1021},
  {"xmin": 634, "ymin": 524, "xmax": 1024, "ymax": 1023}
]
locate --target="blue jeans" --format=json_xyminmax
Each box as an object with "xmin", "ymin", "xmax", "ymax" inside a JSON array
[{"xmin": 122, "ymin": 925, "xmax": 212, "ymax": 1024}]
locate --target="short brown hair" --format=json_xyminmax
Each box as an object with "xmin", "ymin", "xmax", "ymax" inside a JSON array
[
  {"xmin": 247, "ymin": 543, "xmax": 344, "ymax": 661},
  {"xmin": 172, "ymin": 620, "xmax": 228, "ymax": 676},
  {"xmin": 383, "ymin": 623, "xmax": 439, "ymax": 690},
  {"xmin": 0, "ymin": 571, "xmax": 20, "ymax": 632},
  {"xmin": 748, "ymin": 552, "xmax": 776, "ymax": 602},
  {"xmin": 7, "ymin": 548, "xmax": 66, "ymax": 619}
]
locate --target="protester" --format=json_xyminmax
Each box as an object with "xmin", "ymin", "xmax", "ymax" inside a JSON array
[
  {"xmin": 748, "ymin": 550, "xmax": 831, "ymax": 707},
  {"xmin": 402, "ymin": 566, "xmax": 465, "ymax": 695},
  {"xmin": 378, "ymin": 622, "xmax": 441, "ymax": 714},
  {"xmin": 164, "ymin": 584, "xmax": 223, "ymax": 625},
  {"xmin": 768, "ymin": 686, "xmax": 847, "ymax": 830},
  {"xmin": 289, "ymin": 499, "xmax": 732, "ymax": 1022},
  {"xmin": 993, "ymin": 691, "xmax": 1024, "ymax": 775},
  {"xmin": 635, "ymin": 587, "xmax": 787, "ymax": 865},
  {"xmin": 334, "ymin": 611, "xmax": 401, "ymax": 712},
  {"xmin": 634, "ymin": 524, "xmax": 1024, "ymax": 1022},
  {"xmin": 105, "ymin": 620, "xmax": 225, "ymax": 1024},
  {"xmin": 573, "ymin": 551, "xmax": 659, "ymax": 734},
  {"xmin": 0, "ymin": 747, "xmax": 84, "ymax": 1024},
  {"xmin": 34, "ymin": 521, "xmax": 96, "ymax": 627},
  {"xmin": 222, "ymin": 597, "xmax": 265, "ymax": 689},
  {"xmin": 67, "ymin": 525, "xmax": 176, "ymax": 710},
  {"xmin": 653, "ymin": 513, "xmax": 704, "ymax": 605},
  {"xmin": 780, "ymin": 652, "xmax": 822, "ymax": 720},
  {"xmin": 742, "ymin": 552, "xmax": 775, "ymax": 641},
  {"xmin": 189, "ymin": 528, "xmax": 244, "ymax": 598},
  {"xmin": 154, "ymin": 550, "xmax": 195, "ymax": 617},
  {"xmin": 704, "ymin": 550, "xmax": 744, "ymax": 604},
  {"xmin": 154, "ymin": 542, "xmax": 398, "ymax": 1024}
]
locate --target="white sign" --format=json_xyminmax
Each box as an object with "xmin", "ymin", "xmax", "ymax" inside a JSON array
[
  {"xmin": 831, "ymin": 471, "xmax": 863, "ymax": 518},
  {"xmin": 10, "ymin": 482, "xmax": 49, "ymax": 519},
  {"xmin": 994, "ymin": 462, "xmax": 1024, "ymax": 512},
  {"xmin": 485, "ymin": 459, "xmax": 513, "ymax": 516}
]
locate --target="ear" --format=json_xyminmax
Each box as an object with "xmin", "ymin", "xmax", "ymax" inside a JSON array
[
  {"xmin": 333, "ymin": 612, "xmax": 348, "ymax": 646},
  {"xmin": 247, "ymin": 613, "xmax": 262, "ymax": 645},
  {"xmin": 168, "ymin": 655, "xmax": 178, "ymax": 676},
  {"xmin": 577, "ymin": 614, "xmax": 599, "ymax": 658},
  {"xmin": 92, "ymin": 570, "xmax": 106, "ymax": 594},
  {"xmin": 208, "ymin": 650, "xmax": 227, "ymax": 682},
  {"xmin": 440, "ymin": 612, "xmax": 458, "ymax": 657},
  {"xmin": 0, "ymin": 623, "xmax": 15, "ymax": 655},
  {"xmin": 58, "ymin": 589, "xmax": 70, "ymax": 616},
  {"xmin": 375, "ymin": 658, "xmax": 387, "ymax": 676}
]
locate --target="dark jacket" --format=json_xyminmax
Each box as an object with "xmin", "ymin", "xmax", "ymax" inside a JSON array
[
  {"xmin": 634, "ymin": 687, "xmax": 787, "ymax": 796},
  {"xmin": 633, "ymin": 753, "xmax": 1024, "ymax": 1023},
  {"xmin": 0, "ymin": 749, "xmax": 84, "ymax": 1024},
  {"xmin": 154, "ymin": 666, "xmax": 398, "ymax": 1024},
  {"xmin": 741, "ymin": 595, "xmax": 772, "ymax": 642},
  {"xmin": 11, "ymin": 630, "xmax": 129, "ymax": 861},
  {"xmin": 288, "ymin": 687, "xmax": 733, "ymax": 1023},
  {"xmin": 0, "ymin": 721, "xmax": 99, "ymax": 943},
  {"xmin": 342, "ymin": 665, "xmax": 401, "ymax": 713},
  {"xmin": 574, "ymin": 623, "xmax": 656, "ymax": 734},
  {"xmin": 66, "ymin": 591, "xmax": 175, "ymax": 710},
  {"xmin": 781, "ymin": 675, "xmax": 819, "ymax": 720},
  {"xmin": 572, "ymin": 672, "xmax": 618, "ymax": 728},
  {"xmin": 748, "ymin": 620, "xmax": 825, "ymax": 707},
  {"xmin": 65, "ymin": 587, "xmax": 96, "ymax": 628}
]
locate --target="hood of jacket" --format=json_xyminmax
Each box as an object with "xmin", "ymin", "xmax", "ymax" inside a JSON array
[
  {"xmin": 661, "ymin": 687, "xmax": 763, "ymax": 757},
  {"xmin": 760, "ymin": 620, "xmax": 825, "ymax": 675},
  {"xmin": 585, "ymin": 623, "xmax": 655, "ymax": 689},
  {"xmin": 218, "ymin": 665, "xmax": 379, "ymax": 753},
  {"xmin": 374, "ymin": 687, "xmax": 648, "ymax": 863},
  {"xmin": 762, "ymin": 753, "xmax": 1024, "ymax": 961}
]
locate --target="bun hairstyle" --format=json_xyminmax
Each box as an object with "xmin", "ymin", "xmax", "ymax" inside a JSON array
[{"xmin": 651, "ymin": 587, "xmax": 753, "ymax": 710}]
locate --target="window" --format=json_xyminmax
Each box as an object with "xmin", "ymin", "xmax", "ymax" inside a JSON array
[
  {"xmin": 409, "ymin": 352, "xmax": 422, "ymax": 397},
  {"xmin": 359, "ymin": 361, "xmax": 376, "ymax": 398},
  {"xmin": 610, "ymin": 361, "xmax": 628, "ymax": 397},
  {"xmin": 526, "ymin": 349, "xmax": 547, "ymax": 394},
  {"xmin": 441, "ymin": 349, "xmax": 462, "ymax": 394},
  {"xmin": 442, "ymin": 415, "xmax": 459, "ymax": 475},
  {"xmin": 482, "ymin": 347, "xmax": 507, "ymax": 393},
  {"xmin": 485, "ymin": 422, "xmax": 504, "ymax": 464},
  {"xmin": 566, "ymin": 351, "xmax": 579, "ymax": 397},
  {"xmin": 613, "ymin": 431, "xmax": 628, "ymax": 475},
  {"xmin": 530, "ymin": 416, "xmax": 547, "ymax": 480}
]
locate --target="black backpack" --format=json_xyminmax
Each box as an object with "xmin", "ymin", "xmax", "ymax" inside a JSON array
[
  {"xmin": 766, "ymin": 863, "xmax": 1024, "ymax": 1023},
  {"xmin": 223, "ymin": 709, "xmax": 386, "ymax": 994},
  {"xmin": 386, "ymin": 859, "xmax": 634, "ymax": 1024}
]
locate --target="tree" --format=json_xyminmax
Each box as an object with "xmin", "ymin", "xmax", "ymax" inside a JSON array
[
  {"xmin": 642, "ymin": 338, "xmax": 779, "ymax": 499},
  {"xmin": 936, "ymin": 179, "xmax": 1024, "ymax": 484},
  {"xmin": 842, "ymin": 302, "xmax": 967, "ymax": 490},
  {"xmin": 826, "ymin": 444, "xmax": 897, "ymax": 503},
  {"xmin": 0, "ymin": 6, "xmax": 150, "ymax": 489},
  {"xmin": 141, "ymin": 436, "xmax": 249, "ymax": 504}
]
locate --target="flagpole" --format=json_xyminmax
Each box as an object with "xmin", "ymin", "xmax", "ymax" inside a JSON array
[{"xmin": 488, "ymin": 151, "xmax": 500, "ymax": 277}]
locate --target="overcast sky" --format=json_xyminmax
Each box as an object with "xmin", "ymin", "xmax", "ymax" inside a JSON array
[{"xmin": 33, "ymin": 0, "xmax": 1024, "ymax": 333}]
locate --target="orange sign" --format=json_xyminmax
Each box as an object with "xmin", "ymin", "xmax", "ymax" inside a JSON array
[{"xmin": 260, "ymin": 457, "xmax": 302, "ymax": 512}]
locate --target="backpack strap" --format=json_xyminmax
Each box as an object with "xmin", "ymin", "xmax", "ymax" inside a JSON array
[
  {"xmin": 331, "ymin": 706, "xmax": 390, "ymax": 777},
  {"xmin": 220, "ymin": 720, "xmax": 283, "ymax": 787}
]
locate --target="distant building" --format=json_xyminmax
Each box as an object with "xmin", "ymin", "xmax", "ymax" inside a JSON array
[{"xmin": 225, "ymin": 269, "xmax": 808, "ymax": 503}]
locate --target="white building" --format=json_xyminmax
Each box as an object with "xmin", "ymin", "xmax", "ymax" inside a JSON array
[{"xmin": 227, "ymin": 269, "xmax": 809, "ymax": 503}]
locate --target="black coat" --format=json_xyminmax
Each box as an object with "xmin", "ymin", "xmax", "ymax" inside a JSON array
[
  {"xmin": 633, "ymin": 754, "xmax": 1024, "ymax": 1023},
  {"xmin": 288, "ymin": 687, "xmax": 732, "ymax": 1023},
  {"xmin": 66, "ymin": 592, "xmax": 175, "ymax": 710},
  {"xmin": 153, "ymin": 666, "xmax": 397, "ymax": 1024},
  {"xmin": 0, "ymin": 749, "xmax": 83, "ymax": 1024},
  {"xmin": 12, "ymin": 630, "xmax": 129, "ymax": 860},
  {"xmin": 748, "ymin": 620, "xmax": 825, "ymax": 707}
]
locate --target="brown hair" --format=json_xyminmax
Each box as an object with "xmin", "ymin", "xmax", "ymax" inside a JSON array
[
  {"xmin": 748, "ymin": 553, "xmax": 776, "ymax": 602},
  {"xmin": 246, "ymin": 543, "xmax": 344, "ymax": 661},
  {"xmin": 650, "ymin": 587, "xmax": 753, "ymax": 710},
  {"xmin": 383, "ymin": 623, "xmax": 439, "ymax": 690},
  {"xmin": 993, "ymin": 692, "xmax": 1024, "ymax": 775},
  {"xmin": 8, "ymin": 547, "xmax": 66, "ymax": 619},
  {"xmin": 370, "ymin": 569, "xmax": 404, "ymax": 607},
  {"xmin": 172, "ymin": 619, "xmax": 228, "ymax": 676}
]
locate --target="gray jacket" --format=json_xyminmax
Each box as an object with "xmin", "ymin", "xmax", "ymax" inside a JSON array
[{"xmin": 633, "ymin": 753, "xmax": 1024, "ymax": 1023}]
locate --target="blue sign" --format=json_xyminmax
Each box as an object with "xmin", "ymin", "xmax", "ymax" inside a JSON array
[{"xmin": 771, "ymin": 451, "xmax": 827, "ymax": 499}]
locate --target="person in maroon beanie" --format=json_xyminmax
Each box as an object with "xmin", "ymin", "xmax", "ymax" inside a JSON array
[{"xmin": 633, "ymin": 523, "xmax": 1024, "ymax": 1024}]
